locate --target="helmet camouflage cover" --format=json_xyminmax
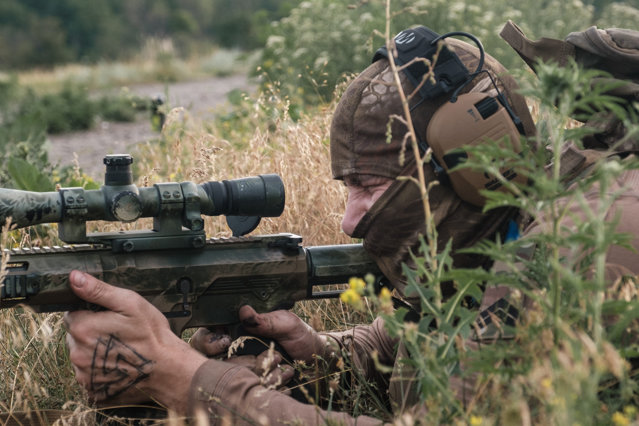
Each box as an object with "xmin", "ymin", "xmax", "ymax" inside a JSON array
[{"xmin": 329, "ymin": 36, "xmax": 535, "ymax": 303}]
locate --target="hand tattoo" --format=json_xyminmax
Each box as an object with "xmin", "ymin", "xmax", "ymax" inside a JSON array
[{"xmin": 90, "ymin": 334, "xmax": 153, "ymax": 399}]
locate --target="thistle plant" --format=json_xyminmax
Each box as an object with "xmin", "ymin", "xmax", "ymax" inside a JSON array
[{"xmin": 339, "ymin": 3, "xmax": 639, "ymax": 421}]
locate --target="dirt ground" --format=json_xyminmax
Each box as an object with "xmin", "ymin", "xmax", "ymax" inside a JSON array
[{"xmin": 47, "ymin": 74, "xmax": 253, "ymax": 180}]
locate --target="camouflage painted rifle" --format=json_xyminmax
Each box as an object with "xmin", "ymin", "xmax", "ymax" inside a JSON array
[{"xmin": 0, "ymin": 154, "xmax": 382, "ymax": 336}]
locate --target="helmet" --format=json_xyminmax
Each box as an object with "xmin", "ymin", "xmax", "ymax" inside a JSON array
[
  {"xmin": 329, "ymin": 26, "xmax": 535, "ymax": 301},
  {"xmin": 331, "ymin": 26, "xmax": 536, "ymax": 207}
]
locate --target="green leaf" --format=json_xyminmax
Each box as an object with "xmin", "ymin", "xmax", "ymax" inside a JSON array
[{"xmin": 7, "ymin": 157, "xmax": 55, "ymax": 191}]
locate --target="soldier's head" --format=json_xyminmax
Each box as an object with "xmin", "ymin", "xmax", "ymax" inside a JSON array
[{"xmin": 329, "ymin": 27, "xmax": 535, "ymax": 299}]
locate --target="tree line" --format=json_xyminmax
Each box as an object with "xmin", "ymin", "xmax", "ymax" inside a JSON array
[
  {"xmin": 1, "ymin": 0, "xmax": 637, "ymax": 72},
  {"xmin": 0, "ymin": 0, "xmax": 300, "ymax": 70}
]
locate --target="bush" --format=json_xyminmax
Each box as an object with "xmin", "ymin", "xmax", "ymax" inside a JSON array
[
  {"xmin": 0, "ymin": 75, "xmax": 50, "ymax": 187},
  {"xmin": 31, "ymin": 83, "xmax": 95, "ymax": 134},
  {"xmin": 0, "ymin": 78, "xmax": 152, "ymax": 188},
  {"xmin": 97, "ymin": 94, "xmax": 139, "ymax": 123},
  {"xmin": 256, "ymin": 0, "xmax": 639, "ymax": 107}
]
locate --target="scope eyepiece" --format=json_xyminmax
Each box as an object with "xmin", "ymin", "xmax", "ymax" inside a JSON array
[{"xmin": 200, "ymin": 174, "xmax": 285, "ymax": 218}]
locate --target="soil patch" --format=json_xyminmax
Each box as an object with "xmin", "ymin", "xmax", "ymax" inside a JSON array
[{"xmin": 47, "ymin": 74, "xmax": 253, "ymax": 179}]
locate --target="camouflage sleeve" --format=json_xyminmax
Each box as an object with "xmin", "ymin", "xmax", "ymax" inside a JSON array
[
  {"xmin": 188, "ymin": 358, "xmax": 385, "ymax": 425},
  {"xmin": 321, "ymin": 316, "xmax": 398, "ymax": 382}
]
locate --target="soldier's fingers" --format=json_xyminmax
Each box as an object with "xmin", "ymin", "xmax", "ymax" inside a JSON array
[
  {"xmin": 190, "ymin": 327, "xmax": 231, "ymax": 356},
  {"xmin": 239, "ymin": 305, "xmax": 303, "ymax": 340},
  {"xmin": 254, "ymin": 351, "xmax": 283, "ymax": 376},
  {"xmin": 69, "ymin": 270, "xmax": 136, "ymax": 313},
  {"xmin": 262, "ymin": 364, "xmax": 295, "ymax": 388}
]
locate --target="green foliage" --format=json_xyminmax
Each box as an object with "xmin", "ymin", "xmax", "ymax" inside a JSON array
[
  {"xmin": 96, "ymin": 94, "xmax": 140, "ymax": 123},
  {"xmin": 2, "ymin": 0, "xmax": 637, "ymax": 78},
  {"xmin": 364, "ymin": 60, "xmax": 639, "ymax": 424},
  {"xmin": 22, "ymin": 83, "xmax": 95, "ymax": 134},
  {"xmin": 256, "ymin": 0, "xmax": 639, "ymax": 107},
  {"xmin": 256, "ymin": 0, "xmax": 401, "ymax": 105},
  {"xmin": 0, "ymin": 0, "xmax": 299, "ymax": 70},
  {"xmin": 53, "ymin": 165, "xmax": 101, "ymax": 191},
  {"xmin": 0, "ymin": 76, "xmax": 151, "ymax": 189},
  {"xmin": 208, "ymin": 0, "xmax": 302, "ymax": 49},
  {"xmin": 0, "ymin": 76, "xmax": 50, "ymax": 188},
  {"xmin": 213, "ymin": 83, "xmax": 305, "ymax": 148},
  {"xmin": 9, "ymin": 82, "xmax": 143, "ymax": 135},
  {"xmin": 6, "ymin": 158, "xmax": 55, "ymax": 192}
]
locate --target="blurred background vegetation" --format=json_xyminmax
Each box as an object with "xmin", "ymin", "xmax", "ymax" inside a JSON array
[
  {"xmin": 1, "ymin": 0, "xmax": 637, "ymax": 71},
  {"xmin": 1, "ymin": 1, "xmax": 639, "ymax": 423},
  {"xmin": 0, "ymin": 0, "xmax": 300, "ymax": 69},
  {"xmin": 1, "ymin": 0, "xmax": 637, "ymax": 146}
]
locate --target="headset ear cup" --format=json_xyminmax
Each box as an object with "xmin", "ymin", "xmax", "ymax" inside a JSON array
[{"xmin": 426, "ymin": 92, "xmax": 525, "ymax": 206}]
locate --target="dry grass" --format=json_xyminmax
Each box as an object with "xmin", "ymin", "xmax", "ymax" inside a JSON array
[
  {"xmin": 14, "ymin": 40, "xmax": 252, "ymax": 94},
  {"xmin": 0, "ymin": 85, "xmax": 375, "ymax": 423}
]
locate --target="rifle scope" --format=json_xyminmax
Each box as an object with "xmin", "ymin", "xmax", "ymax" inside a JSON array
[{"xmin": 0, "ymin": 155, "xmax": 285, "ymax": 238}]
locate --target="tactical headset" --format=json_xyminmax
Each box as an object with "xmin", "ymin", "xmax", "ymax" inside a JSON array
[{"xmin": 373, "ymin": 26, "xmax": 527, "ymax": 207}]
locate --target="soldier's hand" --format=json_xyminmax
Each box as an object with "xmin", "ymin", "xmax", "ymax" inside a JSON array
[
  {"xmin": 64, "ymin": 270, "xmax": 207, "ymax": 413},
  {"xmin": 227, "ymin": 349, "xmax": 295, "ymax": 393},
  {"xmin": 238, "ymin": 305, "xmax": 329, "ymax": 363},
  {"xmin": 190, "ymin": 327, "xmax": 294, "ymax": 391}
]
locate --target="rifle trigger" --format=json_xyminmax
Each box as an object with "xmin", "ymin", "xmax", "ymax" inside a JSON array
[{"xmin": 163, "ymin": 278, "xmax": 192, "ymax": 318}]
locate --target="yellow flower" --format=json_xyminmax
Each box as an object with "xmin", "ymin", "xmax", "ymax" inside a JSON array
[
  {"xmin": 378, "ymin": 286, "xmax": 394, "ymax": 314},
  {"xmin": 469, "ymin": 415, "xmax": 483, "ymax": 426},
  {"xmin": 340, "ymin": 288, "xmax": 362, "ymax": 306},
  {"xmin": 612, "ymin": 411, "xmax": 630, "ymax": 426},
  {"xmin": 379, "ymin": 287, "xmax": 392, "ymax": 302},
  {"xmin": 624, "ymin": 406, "xmax": 637, "ymax": 417},
  {"xmin": 541, "ymin": 377, "xmax": 552, "ymax": 389},
  {"xmin": 348, "ymin": 277, "xmax": 366, "ymax": 294}
]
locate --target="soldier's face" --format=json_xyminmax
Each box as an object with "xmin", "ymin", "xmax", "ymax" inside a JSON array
[{"xmin": 341, "ymin": 174, "xmax": 393, "ymax": 236}]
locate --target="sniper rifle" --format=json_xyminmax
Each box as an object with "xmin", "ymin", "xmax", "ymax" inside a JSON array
[{"xmin": 0, "ymin": 154, "xmax": 383, "ymax": 336}]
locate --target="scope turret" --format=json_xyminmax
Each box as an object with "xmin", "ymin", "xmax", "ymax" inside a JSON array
[{"xmin": 104, "ymin": 154, "xmax": 134, "ymax": 186}]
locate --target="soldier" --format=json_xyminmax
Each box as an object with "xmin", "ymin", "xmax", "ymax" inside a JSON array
[
  {"xmin": 191, "ymin": 22, "xmax": 639, "ymax": 421},
  {"xmin": 64, "ymin": 26, "xmax": 540, "ymax": 424}
]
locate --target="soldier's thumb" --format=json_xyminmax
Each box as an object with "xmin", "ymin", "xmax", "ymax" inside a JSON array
[
  {"xmin": 239, "ymin": 305, "xmax": 275, "ymax": 336},
  {"xmin": 69, "ymin": 270, "xmax": 123, "ymax": 311}
]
